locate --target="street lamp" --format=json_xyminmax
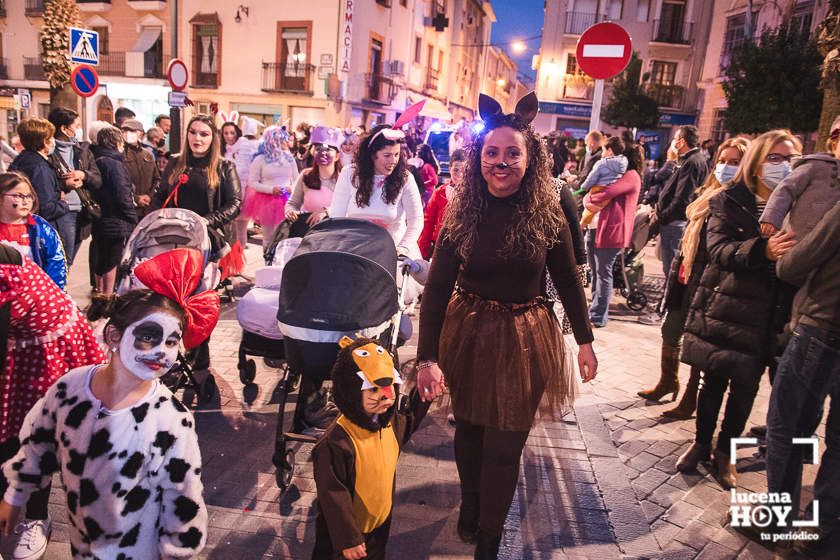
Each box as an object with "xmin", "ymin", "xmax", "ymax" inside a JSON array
[
  {"xmin": 496, "ymin": 78, "xmax": 506, "ymax": 87},
  {"xmin": 511, "ymin": 41, "xmax": 527, "ymax": 54}
]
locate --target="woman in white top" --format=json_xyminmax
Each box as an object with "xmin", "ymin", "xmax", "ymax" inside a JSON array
[
  {"xmin": 243, "ymin": 127, "xmax": 300, "ymax": 248},
  {"xmin": 329, "ymin": 123, "xmax": 423, "ymax": 258}
]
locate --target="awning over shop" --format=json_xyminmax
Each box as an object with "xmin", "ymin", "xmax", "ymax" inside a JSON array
[
  {"xmin": 409, "ymin": 95, "xmax": 452, "ymax": 121},
  {"xmin": 130, "ymin": 28, "xmax": 161, "ymax": 54}
]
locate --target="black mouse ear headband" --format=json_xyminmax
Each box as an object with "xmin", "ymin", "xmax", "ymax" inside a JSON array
[{"xmin": 478, "ymin": 91, "xmax": 539, "ymax": 124}]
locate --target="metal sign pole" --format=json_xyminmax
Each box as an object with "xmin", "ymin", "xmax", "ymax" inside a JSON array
[{"xmin": 589, "ymin": 78, "xmax": 604, "ymax": 132}]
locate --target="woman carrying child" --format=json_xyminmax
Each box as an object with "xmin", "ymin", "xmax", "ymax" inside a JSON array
[{"xmin": 0, "ymin": 248, "xmax": 214, "ymax": 559}]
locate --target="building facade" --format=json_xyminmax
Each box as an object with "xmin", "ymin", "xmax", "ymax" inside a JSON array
[
  {"xmin": 534, "ymin": 0, "xmax": 715, "ymax": 159},
  {"xmin": 695, "ymin": 0, "xmax": 828, "ymax": 149}
]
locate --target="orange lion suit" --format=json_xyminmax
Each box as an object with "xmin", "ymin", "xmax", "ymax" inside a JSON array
[{"xmin": 310, "ymin": 336, "xmax": 424, "ymax": 560}]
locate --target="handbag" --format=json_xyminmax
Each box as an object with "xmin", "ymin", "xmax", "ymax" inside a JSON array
[
  {"xmin": 76, "ymin": 187, "xmax": 102, "ymax": 221},
  {"xmin": 661, "ymin": 254, "xmax": 687, "ymax": 312}
]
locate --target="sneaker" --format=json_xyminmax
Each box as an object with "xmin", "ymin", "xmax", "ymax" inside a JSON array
[
  {"xmin": 13, "ymin": 517, "xmax": 51, "ymax": 560},
  {"xmin": 638, "ymin": 311, "xmax": 662, "ymax": 326}
]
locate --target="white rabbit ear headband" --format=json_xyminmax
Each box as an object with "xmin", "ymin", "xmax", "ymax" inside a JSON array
[
  {"xmin": 368, "ymin": 100, "xmax": 426, "ymax": 144},
  {"xmin": 219, "ymin": 110, "xmax": 240, "ymax": 125}
]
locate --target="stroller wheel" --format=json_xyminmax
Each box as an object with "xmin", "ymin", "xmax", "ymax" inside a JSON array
[
  {"xmin": 619, "ymin": 287, "xmax": 630, "ymax": 298},
  {"xmin": 276, "ymin": 449, "xmax": 295, "ymax": 490},
  {"xmin": 199, "ymin": 373, "xmax": 218, "ymax": 403},
  {"xmin": 626, "ymin": 291, "xmax": 648, "ymax": 312},
  {"xmin": 240, "ymin": 359, "xmax": 257, "ymax": 385}
]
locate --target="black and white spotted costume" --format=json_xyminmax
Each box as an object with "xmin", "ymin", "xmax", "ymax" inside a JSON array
[{"xmin": 2, "ymin": 366, "xmax": 207, "ymax": 559}]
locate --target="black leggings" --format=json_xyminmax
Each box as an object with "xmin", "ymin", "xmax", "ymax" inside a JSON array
[
  {"xmin": 695, "ymin": 369, "xmax": 762, "ymax": 454},
  {"xmin": 0, "ymin": 437, "xmax": 50, "ymax": 519},
  {"xmin": 454, "ymin": 419, "xmax": 530, "ymax": 536}
]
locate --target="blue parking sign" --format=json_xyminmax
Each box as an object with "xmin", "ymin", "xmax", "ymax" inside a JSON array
[{"xmin": 70, "ymin": 27, "xmax": 99, "ymax": 66}]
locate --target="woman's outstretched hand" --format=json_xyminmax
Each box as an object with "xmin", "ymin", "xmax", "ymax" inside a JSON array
[
  {"xmin": 418, "ymin": 362, "xmax": 446, "ymax": 402},
  {"xmin": 578, "ymin": 343, "xmax": 598, "ymax": 383}
]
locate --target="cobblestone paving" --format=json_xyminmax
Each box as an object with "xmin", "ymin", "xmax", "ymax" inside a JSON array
[{"xmin": 3, "ymin": 240, "xmax": 836, "ymax": 559}]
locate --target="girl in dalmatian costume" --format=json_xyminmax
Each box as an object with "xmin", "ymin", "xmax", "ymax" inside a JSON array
[{"xmin": 0, "ymin": 248, "xmax": 219, "ymax": 559}]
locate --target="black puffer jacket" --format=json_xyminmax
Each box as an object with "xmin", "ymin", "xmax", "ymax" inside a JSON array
[
  {"xmin": 681, "ymin": 182, "xmax": 795, "ymax": 380},
  {"xmin": 153, "ymin": 156, "xmax": 241, "ymax": 229},
  {"xmin": 93, "ymin": 148, "xmax": 137, "ymax": 239}
]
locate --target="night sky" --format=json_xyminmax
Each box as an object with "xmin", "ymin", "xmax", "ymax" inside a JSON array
[{"xmin": 489, "ymin": 0, "xmax": 545, "ymax": 81}]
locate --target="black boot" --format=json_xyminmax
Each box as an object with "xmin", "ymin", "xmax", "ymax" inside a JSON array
[
  {"xmin": 457, "ymin": 492, "xmax": 479, "ymax": 544},
  {"xmin": 474, "ymin": 530, "xmax": 500, "ymax": 560}
]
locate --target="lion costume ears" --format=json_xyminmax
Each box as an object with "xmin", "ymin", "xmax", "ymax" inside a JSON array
[{"xmin": 478, "ymin": 91, "xmax": 539, "ymax": 124}]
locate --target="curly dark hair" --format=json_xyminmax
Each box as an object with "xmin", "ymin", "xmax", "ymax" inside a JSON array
[
  {"xmin": 352, "ymin": 124, "xmax": 409, "ymax": 207},
  {"xmin": 442, "ymin": 114, "xmax": 566, "ymax": 261},
  {"xmin": 417, "ymin": 143, "xmax": 440, "ymax": 173}
]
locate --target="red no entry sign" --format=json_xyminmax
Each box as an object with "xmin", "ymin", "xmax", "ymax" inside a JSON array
[
  {"xmin": 71, "ymin": 64, "xmax": 99, "ymax": 97},
  {"xmin": 576, "ymin": 22, "xmax": 632, "ymax": 80}
]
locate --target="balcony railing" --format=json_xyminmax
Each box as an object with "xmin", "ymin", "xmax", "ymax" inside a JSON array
[
  {"xmin": 261, "ymin": 62, "xmax": 315, "ymax": 93},
  {"xmin": 364, "ymin": 73, "xmax": 397, "ymax": 104},
  {"xmin": 424, "ymin": 68, "xmax": 439, "ymax": 91},
  {"xmin": 562, "ymin": 74, "xmax": 594, "ymax": 100},
  {"xmin": 0, "ymin": 59, "xmax": 7, "ymax": 79},
  {"xmin": 99, "ymin": 52, "xmax": 126, "ymax": 76},
  {"xmin": 25, "ymin": 0, "xmax": 44, "ymax": 15},
  {"xmin": 647, "ymin": 83, "xmax": 685, "ymax": 109},
  {"xmin": 144, "ymin": 53, "xmax": 167, "ymax": 79},
  {"xmin": 565, "ymin": 11, "xmax": 607, "ymax": 35},
  {"xmin": 23, "ymin": 56, "xmax": 45, "ymax": 81},
  {"xmin": 652, "ymin": 19, "xmax": 694, "ymax": 44}
]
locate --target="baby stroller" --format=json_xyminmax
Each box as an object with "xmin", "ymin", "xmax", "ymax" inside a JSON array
[
  {"xmin": 612, "ymin": 207, "xmax": 653, "ymax": 312},
  {"xmin": 116, "ymin": 207, "xmax": 220, "ymax": 403},
  {"xmin": 235, "ymin": 236, "xmax": 302, "ymax": 385},
  {"xmin": 272, "ymin": 218, "xmax": 414, "ymax": 490}
]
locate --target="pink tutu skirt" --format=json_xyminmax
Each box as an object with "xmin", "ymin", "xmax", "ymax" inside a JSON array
[{"xmin": 242, "ymin": 189, "xmax": 287, "ymax": 228}]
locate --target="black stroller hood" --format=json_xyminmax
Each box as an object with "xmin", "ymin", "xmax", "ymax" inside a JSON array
[{"xmin": 278, "ymin": 218, "xmax": 398, "ymax": 335}]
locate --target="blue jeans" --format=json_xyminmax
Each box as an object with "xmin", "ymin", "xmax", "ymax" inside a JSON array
[
  {"xmin": 766, "ymin": 324, "xmax": 840, "ymax": 527},
  {"xmin": 52, "ymin": 210, "xmax": 79, "ymax": 265},
  {"xmin": 659, "ymin": 220, "xmax": 686, "ymax": 278},
  {"xmin": 586, "ymin": 230, "xmax": 621, "ymax": 326}
]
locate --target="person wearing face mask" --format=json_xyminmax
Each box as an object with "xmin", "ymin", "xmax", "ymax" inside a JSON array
[
  {"xmin": 46, "ymin": 107, "xmax": 102, "ymax": 265},
  {"xmin": 653, "ymin": 125, "xmax": 709, "ymax": 282},
  {"xmin": 759, "ymin": 115, "xmax": 840, "ymax": 241},
  {"xmin": 144, "ymin": 126, "xmax": 166, "ymax": 156},
  {"xmin": 92, "ymin": 127, "xmax": 138, "ymax": 296},
  {"xmin": 676, "ymin": 130, "xmax": 801, "ymax": 490},
  {"xmin": 0, "ymin": 254, "xmax": 213, "ymax": 559},
  {"xmin": 121, "ymin": 119, "xmax": 161, "ymax": 220},
  {"xmin": 0, "ymin": 244, "xmax": 103, "ymax": 560},
  {"xmin": 8, "ymin": 118, "xmax": 70, "ymax": 241},
  {"xmin": 638, "ymin": 138, "xmax": 749, "ymax": 415}
]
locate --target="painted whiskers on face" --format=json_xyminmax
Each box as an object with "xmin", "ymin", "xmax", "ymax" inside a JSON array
[{"xmin": 118, "ymin": 312, "xmax": 183, "ymax": 381}]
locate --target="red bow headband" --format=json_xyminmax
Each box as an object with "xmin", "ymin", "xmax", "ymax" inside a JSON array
[
  {"xmin": 368, "ymin": 100, "xmax": 426, "ymax": 145},
  {"xmin": 133, "ymin": 248, "xmax": 221, "ymax": 349}
]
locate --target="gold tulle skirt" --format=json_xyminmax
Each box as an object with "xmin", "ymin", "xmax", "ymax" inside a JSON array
[{"xmin": 439, "ymin": 288, "xmax": 576, "ymax": 432}]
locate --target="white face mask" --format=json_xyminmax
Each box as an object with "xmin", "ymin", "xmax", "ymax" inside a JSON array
[
  {"xmin": 713, "ymin": 163, "xmax": 738, "ymax": 186},
  {"xmin": 762, "ymin": 161, "xmax": 792, "ymax": 190},
  {"xmin": 118, "ymin": 312, "xmax": 182, "ymax": 381},
  {"xmin": 123, "ymin": 131, "xmax": 139, "ymax": 145}
]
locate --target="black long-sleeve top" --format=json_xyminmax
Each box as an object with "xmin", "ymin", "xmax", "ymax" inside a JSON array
[{"xmin": 417, "ymin": 190, "xmax": 594, "ymax": 362}]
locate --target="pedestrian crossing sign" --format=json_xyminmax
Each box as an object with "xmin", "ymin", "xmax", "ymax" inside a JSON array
[{"xmin": 69, "ymin": 27, "xmax": 99, "ymax": 66}]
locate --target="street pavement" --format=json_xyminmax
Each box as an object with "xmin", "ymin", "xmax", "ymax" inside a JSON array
[{"xmin": 3, "ymin": 237, "xmax": 836, "ymax": 560}]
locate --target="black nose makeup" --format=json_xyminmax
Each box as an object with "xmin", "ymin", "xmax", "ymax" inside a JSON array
[{"xmin": 495, "ymin": 162, "xmax": 510, "ymax": 170}]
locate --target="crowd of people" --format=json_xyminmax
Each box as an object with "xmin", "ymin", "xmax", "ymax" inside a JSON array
[{"xmin": 0, "ymin": 91, "xmax": 837, "ymax": 560}]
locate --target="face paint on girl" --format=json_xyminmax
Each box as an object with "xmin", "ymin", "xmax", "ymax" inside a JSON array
[
  {"xmin": 118, "ymin": 311, "xmax": 183, "ymax": 381},
  {"xmin": 313, "ymin": 145, "xmax": 337, "ymax": 166},
  {"xmin": 362, "ymin": 386, "xmax": 395, "ymax": 416}
]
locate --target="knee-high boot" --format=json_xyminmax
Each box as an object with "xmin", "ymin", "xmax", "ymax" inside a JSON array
[
  {"xmin": 637, "ymin": 343, "xmax": 681, "ymax": 402},
  {"xmin": 662, "ymin": 366, "xmax": 701, "ymax": 419}
]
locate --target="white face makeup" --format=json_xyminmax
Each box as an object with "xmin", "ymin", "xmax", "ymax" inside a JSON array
[{"xmin": 118, "ymin": 311, "xmax": 183, "ymax": 381}]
